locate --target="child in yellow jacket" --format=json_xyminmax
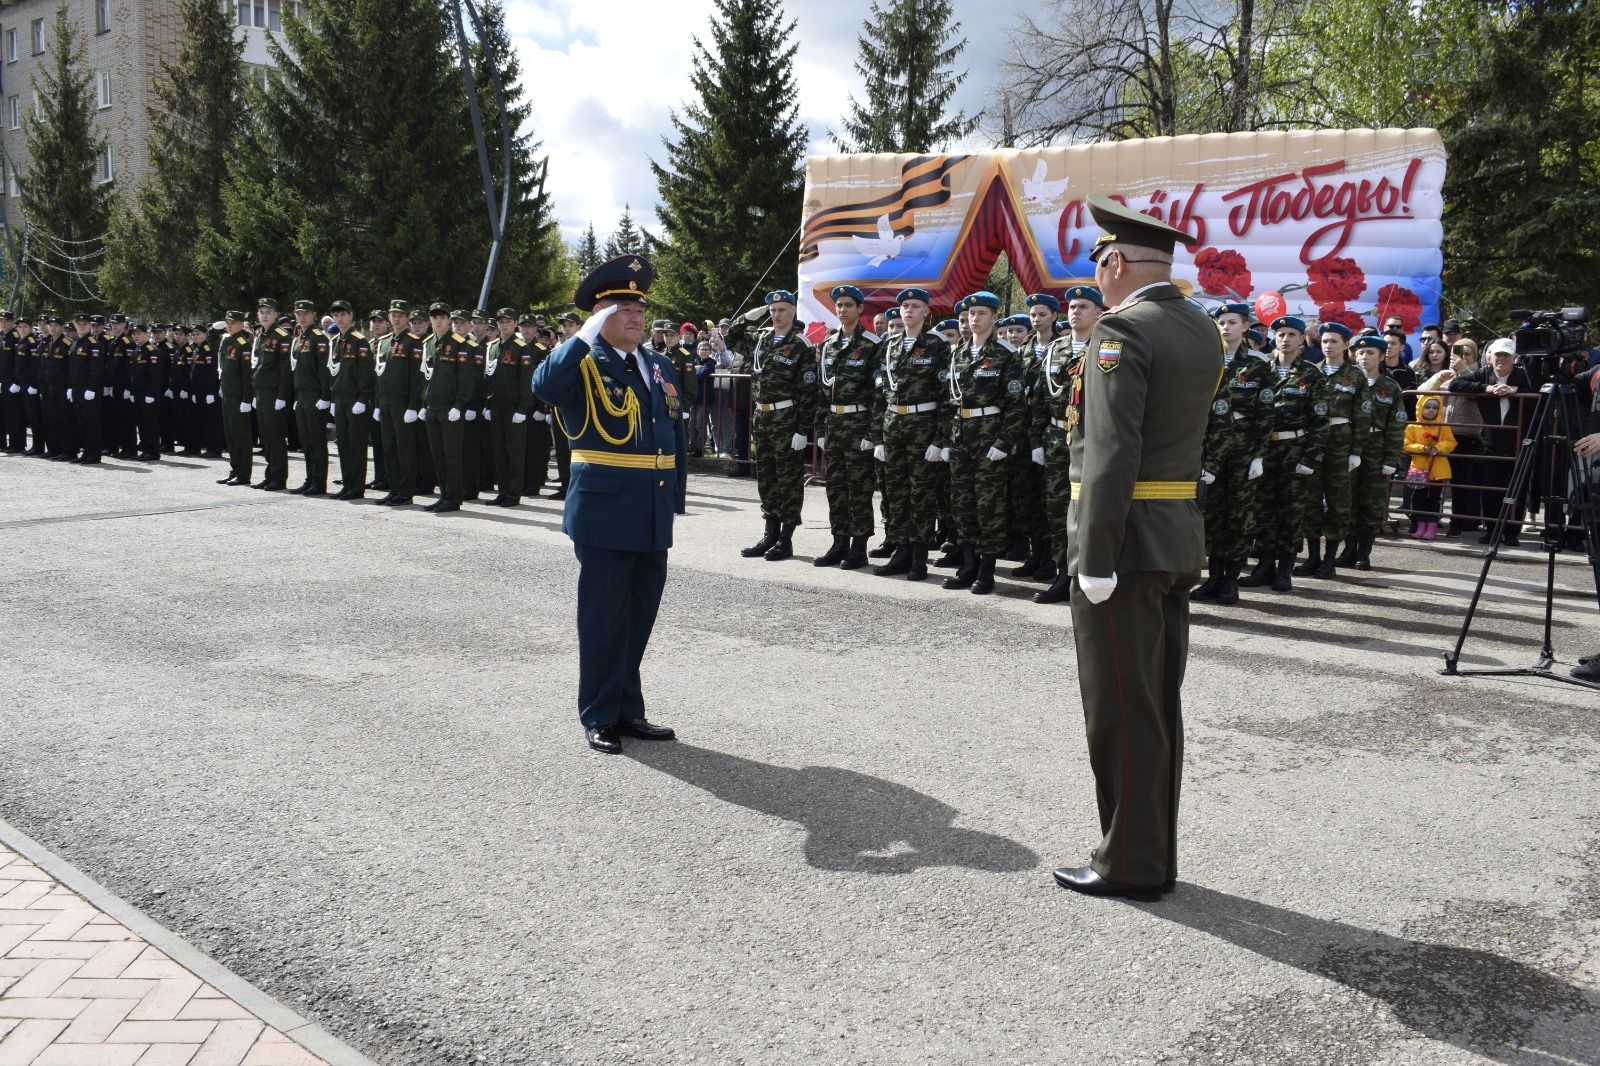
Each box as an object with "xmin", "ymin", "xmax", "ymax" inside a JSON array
[{"xmin": 1404, "ymin": 393, "xmax": 1456, "ymax": 540}]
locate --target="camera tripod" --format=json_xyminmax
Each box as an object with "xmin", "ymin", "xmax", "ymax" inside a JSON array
[{"xmin": 1443, "ymin": 379, "xmax": 1600, "ymax": 689}]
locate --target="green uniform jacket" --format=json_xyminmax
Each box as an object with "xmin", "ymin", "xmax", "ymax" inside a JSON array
[
  {"xmin": 252, "ymin": 318, "xmax": 294, "ymax": 395},
  {"xmin": 668, "ymin": 342, "xmax": 700, "ymax": 410},
  {"xmin": 1032, "ymin": 336, "xmax": 1087, "ymax": 444},
  {"xmin": 375, "ymin": 331, "xmax": 425, "ymax": 410},
  {"xmin": 1018, "ymin": 335, "xmax": 1049, "ymax": 452},
  {"xmin": 220, "ymin": 331, "xmax": 253, "ymax": 402},
  {"xmin": 1323, "ymin": 359, "xmax": 1371, "ymax": 445},
  {"xmin": 290, "ymin": 326, "xmax": 331, "ymax": 398},
  {"xmin": 328, "ymin": 328, "xmax": 374, "ymax": 406},
  {"xmin": 1362, "ymin": 373, "xmax": 1409, "ymax": 467},
  {"xmin": 728, "ymin": 318, "xmax": 817, "ymax": 428},
  {"xmin": 1203, "ymin": 346, "xmax": 1276, "ymax": 470},
  {"xmin": 946, "ymin": 333, "xmax": 1027, "ymax": 451},
  {"xmin": 1267, "ymin": 356, "xmax": 1329, "ymax": 470},
  {"xmin": 422, "ymin": 332, "xmax": 475, "ymax": 413},
  {"xmin": 525, "ymin": 343, "xmax": 552, "ymax": 415},
  {"xmin": 880, "ymin": 330, "xmax": 953, "ymax": 447},
  {"xmin": 1066, "ymin": 283, "xmax": 1221, "ymax": 578},
  {"xmin": 486, "ymin": 333, "xmax": 536, "ymax": 414},
  {"xmin": 815, "ymin": 327, "xmax": 883, "ymax": 441}
]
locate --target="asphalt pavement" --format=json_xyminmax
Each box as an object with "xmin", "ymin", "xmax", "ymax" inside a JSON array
[{"xmin": 1, "ymin": 452, "xmax": 1597, "ymax": 1065}]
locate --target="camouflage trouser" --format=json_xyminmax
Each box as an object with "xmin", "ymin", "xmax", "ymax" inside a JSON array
[
  {"xmin": 1257, "ymin": 436, "xmax": 1315, "ymax": 554},
  {"xmin": 823, "ymin": 414, "xmax": 875, "ymax": 537},
  {"xmin": 1316, "ymin": 423, "xmax": 1357, "ymax": 541},
  {"xmin": 1352, "ymin": 451, "xmax": 1393, "ymax": 536},
  {"xmin": 949, "ymin": 418, "xmax": 1010, "ymax": 554},
  {"xmin": 882, "ymin": 411, "xmax": 942, "ymax": 544},
  {"xmin": 1202, "ymin": 439, "xmax": 1262, "ymax": 561},
  {"xmin": 1043, "ymin": 425, "xmax": 1072, "ymax": 564},
  {"xmin": 1007, "ymin": 448, "xmax": 1047, "ymax": 540},
  {"xmin": 753, "ymin": 410, "xmax": 805, "ymax": 525}
]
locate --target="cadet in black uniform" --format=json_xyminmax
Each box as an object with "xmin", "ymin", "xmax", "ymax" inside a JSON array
[{"xmin": 65, "ymin": 312, "xmax": 106, "ymax": 464}]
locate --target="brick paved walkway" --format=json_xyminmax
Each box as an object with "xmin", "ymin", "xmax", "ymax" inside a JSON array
[{"xmin": 0, "ymin": 844, "xmax": 326, "ymax": 1066}]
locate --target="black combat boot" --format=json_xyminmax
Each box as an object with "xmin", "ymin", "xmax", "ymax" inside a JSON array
[
  {"xmin": 1215, "ymin": 560, "xmax": 1241, "ymax": 605},
  {"xmin": 1034, "ymin": 549, "xmax": 1058, "ymax": 582},
  {"xmin": 868, "ymin": 539, "xmax": 898, "ymax": 558},
  {"xmin": 813, "ymin": 534, "xmax": 849, "ymax": 567},
  {"xmin": 907, "ymin": 543, "xmax": 929, "ymax": 581},
  {"xmin": 942, "ymin": 547, "xmax": 978, "ymax": 590},
  {"xmin": 741, "ymin": 518, "xmax": 779, "ymax": 558},
  {"xmin": 1333, "ymin": 537, "xmax": 1360, "ymax": 567},
  {"xmin": 1237, "ymin": 556, "xmax": 1275, "ymax": 587},
  {"xmin": 932, "ymin": 543, "xmax": 964, "ymax": 568},
  {"xmin": 764, "ymin": 522, "xmax": 796, "ymax": 561},
  {"xmin": 874, "ymin": 543, "xmax": 913, "ymax": 576},
  {"xmin": 970, "ymin": 554, "xmax": 998, "ymax": 595},
  {"xmin": 840, "ymin": 536, "xmax": 869, "ymax": 570},
  {"xmin": 1191, "ymin": 556, "xmax": 1225, "ymax": 601},
  {"xmin": 1292, "ymin": 539, "xmax": 1321, "ymax": 576},
  {"xmin": 1354, "ymin": 534, "xmax": 1375, "ymax": 571},
  {"xmin": 1313, "ymin": 538, "xmax": 1338, "ymax": 578},
  {"xmin": 1034, "ymin": 570, "xmax": 1072, "ymax": 604},
  {"xmin": 1012, "ymin": 538, "xmax": 1048, "ymax": 578},
  {"xmin": 1002, "ymin": 535, "xmax": 1029, "ymax": 563},
  {"xmin": 1271, "ymin": 551, "xmax": 1294, "ymax": 592}
]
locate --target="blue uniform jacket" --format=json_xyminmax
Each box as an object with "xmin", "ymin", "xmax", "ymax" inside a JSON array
[{"xmin": 532, "ymin": 334, "xmax": 689, "ymax": 551}]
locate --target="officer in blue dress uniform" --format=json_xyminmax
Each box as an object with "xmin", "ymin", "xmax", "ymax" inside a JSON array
[{"xmin": 531, "ymin": 254, "xmax": 689, "ymax": 754}]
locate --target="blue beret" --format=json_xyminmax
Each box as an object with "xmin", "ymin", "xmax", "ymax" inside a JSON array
[
  {"xmin": 962, "ymin": 291, "xmax": 1002, "ymax": 311},
  {"xmin": 885, "ymin": 307, "xmax": 902, "ymax": 320},
  {"xmin": 1270, "ymin": 315, "xmax": 1307, "ymax": 333},
  {"xmin": 936, "ymin": 319, "xmax": 958, "ymax": 331},
  {"xmin": 1212, "ymin": 301, "xmax": 1252, "ymax": 320},
  {"xmin": 1025, "ymin": 293, "xmax": 1060, "ymax": 312},
  {"xmin": 1351, "ymin": 334, "xmax": 1385, "ymax": 352},
  {"xmin": 1062, "ymin": 285, "xmax": 1106, "ymax": 309},
  {"xmin": 953, "ymin": 297, "xmax": 969, "ymax": 313},
  {"xmin": 1319, "ymin": 321, "xmax": 1353, "ymax": 340},
  {"xmin": 830, "ymin": 285, "xmax": 864, "ymax": 305},
  {"xmin": 574, "ymin": 253, "xmax": 654, "ymax": 312},
  {"xmin": 1245, "ymin": 328, "xmax": 1266, "ymax": 348},
  {"xmin": 1003, "ymin": 314, "xmax": 1031, "ymax": 329},
  {"xmin": 896, "ymin": 288, "xmax": 931, "ymax": 305},
  {"xmin": 765, "ymin": 289, "xmax": 797, "ymax": 306}
]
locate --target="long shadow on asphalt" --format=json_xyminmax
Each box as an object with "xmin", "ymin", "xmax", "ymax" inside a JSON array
[
  {"xmin": 627, "ymin": 742, "xmax": 1039, "ymax": 875},
  {"xmin": 1147, "ymin": 886, "xmax": 1600, "ymax": 1064}
]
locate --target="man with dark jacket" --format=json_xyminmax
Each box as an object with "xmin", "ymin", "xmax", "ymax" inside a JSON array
[{"xmin": 1448, "ymin": 339, "xmax": 1535, "ymax": 544}]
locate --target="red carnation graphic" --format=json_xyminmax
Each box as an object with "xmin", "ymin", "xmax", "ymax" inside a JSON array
[
  {"xmin": 805, "ymin": 321, "xmax": 828, "ymax": 346},
  {"xmin": 1375, "ymin": 283, "xmax": 1423, "ymax": 333},
  {"xmin": 1194, "ymin": 247, "xmax": 1253, "ymax": 299},
  {"xmin": 1317, "ymin": 303, "xmax": 1366, "ymax": 334},
  {"xmin": 1307, "ymin": 256, "xmax": 1366, "ymax": 304}
]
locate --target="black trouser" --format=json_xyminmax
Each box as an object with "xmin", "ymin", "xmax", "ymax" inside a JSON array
[
  {"xmin": 73, "ymin": 390, "xmax": 103, "ymax": 460},
  {"xmin": 295, "ymin": 392, "xmax": 328, "ymax": 489},
  {"xmin": 426, "ymin": 415, "xmax": 465, "ymax": 502},
  {"xmin": 46, "ymin": 386, "xmax": 77, "ymax": 456},
  {"xmin": 198, "ymin": 395, "xmax": 223, "ymax": 453},
  {"xmin": 256, "ymin": 391, "xmax": 289, "ymax": 483},
  {"xmin": 379, "ymin": 406, "xmax": 415, "ymax": 497},
  {"xmin": 24, "ymin": 389, "xmax": 44, "ymax": 452},
  {"xmin": 370, "ymin": 412, "xmax": 386, "ymax": 486},
  {"xmin": 162, "ymin": 394, "xmax": 182, "ymax": 450},
  {"xmin": 137, "ymin": 395, "xmax": 163, "ymax": 455},
  {"xmin": 461, "ymin": 413, "xmax": 484, "ymax": 497},
  {"xmin": 222, "ymin": 395, "xmax": 252, "ymax": 480},
  {"xmin": 527, "ymin": 417, "xmax": 570, "ymax": 489},
  {"xmin": 334, "ymin": 400, "xmax": 369, "ymax": 493},
  {"xmin": 2, "ymin": 388, "xmax": 22, "ymax": 450},
  {"xmin": 415, "ymin": 420, "xmax": 436, "ymax": 492},
  {"xmin": 490, "ymin": 402, "xmax": 527, "ymax": 498}
]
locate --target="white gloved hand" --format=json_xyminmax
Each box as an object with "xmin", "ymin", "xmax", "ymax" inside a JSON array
[
  {"xmin": 123, "ymin": 389, "xmax": 133, "ymax": 401},
  {"xmin": 145, "ymin": 396, "xmax": 156, "ymax": 405},
  {"xmin": 743, "ymin": 305, "xmax": 769, "ymax": 323},
  {"xmin": 1382, "ymin": 464, "xmax": 1396, "ymax": 476},
  {"xmin": 351, "ymin": 401, "xmax": 366, "ymax": 415},
  {"xmin": 683, "ymin": 410, "xmax": 692, "ymax": 420},
  {"xmin": 419, "ymin": 407, "xmax": 429, "ymax": 419},
  {"xmin": 816, "ymin": 437, "xmax": 827, "ymax": 452},
  {"xmin": 872, "ymin": 444, "xmax": 886, "ymax": 462},
  {"xmin": 403, "ymin": 409, "xmax": 418, "ymax": 424},
  {"xmin": 1294, "ymin": 463, "xmax": 1314, "ymax": 476},
  {"xmin": 240, "ymin": 402, "xmax": 252, "ymax": 413},
  {"xmin": 790, "ymin": 433, "xmax": 807, "ymax": 451},
  {"xmin": 482, "ymin": 408, "xmax": 491, "ymax": 422},
  {"xmin": 67, "ymin": 391, "xmax": 74, "ymax": 402},
  {"xmin": 985, "ymin": 446, "xmax": 1008, "ymax": 461},
  {"xmin": 1347, "ymin": 454, "xmax": 1362, "ymax": 471},
  {"xmin": 577, "ymin": 304, "xmax": 617, "ymax": 345},
  {"xmin": 447, "ymin": 407, "xmax": 461, "ymax": 422},
  {"xmin": 84, "ymin": 389, "xmax": 96, "ymax": 401},
  {"xmin": 104, "ymin": 387, "xmax": 113, "ymax": 397},
  {"xmin": 1078, "ymin": 573, "xmax": 1118, "ymax": 605},
  {"xmin": 179, "ymin": 390, "xmax": 188, "ymax": 399},
  {"xmin": 27, "ymin": 386, "xmax": 37, "ymax": 395},
  {"xmin": 464, "ymin": 409, "xmax": 477, "ymax": 421},
  {"xmin": 923, "ymin": 443, "xmax": 942, "ymax": 462},
  {"xmin": 315, "ymin": 399, "xmax": 330, "ymax": 411},
  {"xmin": 372, "ymin": 407, "xmax": 380, "ymax": 421},
  {"xmin": 1247, "ymin": 457, "xmax": 1264, "ymax": 480},
  {"xmin": 6, "ymin": 384, "xmax": 17, "ymax": 394},
  {"xmin": 274, "ymin": 399, "xmax": 287, "ymax": 410},
  {"xmin": 164, "ymin": 389, "xmax": 174, "ymax": 399},
  {"xmin": 939, "ymin": 447, "xmax": 951, "ymax": 463},
  {"xmin": 512, "ymin": 412, "xmax": 526, "ymax": 424},
  {"xmin": 859, "ymin": 439, "xmax": 874, "ymax": 452},
  {"xmin": 533, "ymin": 411, "xmax": 547, "ymax": 422},
  {"xmin": 1200, "ymin": 470, "xmax": 1217, "ymax": 486},
  {"xmin": 1032, "ymin": 447, "xmax": 1045, "ymax": 466}
]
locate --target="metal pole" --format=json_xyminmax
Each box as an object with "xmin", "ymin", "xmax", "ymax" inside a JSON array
[{"xmin": 450, "ymin": 0, "xmax": 517, "ymax": 309}]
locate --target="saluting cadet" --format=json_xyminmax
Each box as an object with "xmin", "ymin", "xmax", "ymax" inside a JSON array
[
  {"xmin": 129, "ymin": 323, "xmax": 164, "ymax": 461},
  {"xmin": 374, "ymin": 301, "xmax": 425, "ymax": 507},
  {"xmin": 1192, "ymin": 302, "xmax": 1275, "ymax": 606},
  {"xmin": 873, "ymin": 289, "xmax": 952, "ymax": 581},
  {"xmin": 1010, "ymin": 294, "xmax": 1059, "ymax": 580},
  {"xmin": 1297, "ymin": 322, "xmax": 1369, "ymax": 578},
  {"xmin": 1054, "ymin": 195, "xmax": 1218, "ymax": 902},
  {"xmin": 251, "ymin": 299, "xmax": 294, "ymax": 491},
  {"xmin": 421, "ymin": 301, "xmax": 474, "ymax": 513},
  {"xmin": 1348, "ymin": 334, "xmax": 1408, "ymax": 569},
  {"xmin": 1031, "ymin": 285, "xmax": 1104, "ymax": 605},
  {"xmin": 730, "ymin": 290, "xmax": 817, "ymax": 562},
  {"xmin": 813, "ymin": 285, "xmax": 883, "ymax": 570},
  {"xmin": 64, "ymin": 312, "xmax": 106, "ymax": 464},
  {"xmin": 485, "ymin": 307, "xmax": 534, "ymax": 507},
  {"xmin": 218, "ymin": 312, "xmax": 255, "ymax": 486},
  {"xmin": 530, "ymin": 255, "xmax": 686, "ymax": 755}
]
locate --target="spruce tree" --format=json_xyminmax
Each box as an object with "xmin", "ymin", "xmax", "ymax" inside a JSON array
[
  {"xmin": 101, "ymin": 0, "xmax": 243, "ymax": 315},
  {"xmin": 574, "ymin": 223, "xmax": 602, "ymax": 275},
  {"xmin": 835, "ymin": 0, "xmax": 978, "ymax": 153},
  {"xmin": 18, "ymin": 4, "xmax": 111, "ymax": 314},
  {"xmin": 603, "ymin": 206, "xmax": 645, "ymax": 259},
  {"xmin": 651, "ymin": 0, "xmax": 807, "ymax": 320}
]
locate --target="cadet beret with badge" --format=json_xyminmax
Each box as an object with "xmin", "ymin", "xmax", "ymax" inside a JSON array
[
  {"xmin": 1062, "ymin": 285, "xmax": 1106, "ymax": 309},
  {"xmin": 1004, "ymin": 314, "xmax": 1032, "ymax": 329},
  {"xmin": 831, "ymin": 285, "xmax": 865, "ymax": 305},
  {"xmin": 962, "ymin": 291, "xmax": 1002, "ymax": 311},
  {"xmin": 1025, "ymin": 293, "xmax": 1060, "ymax": 312},
  {"xmin": 1086, "ymin": 193, "xmax": 1190, "ymax": 261},
  {"xmin": 1351, "ymin": 334, "xmax": 1386, "ymax": 352},
  {"xmin": 1319, "ymin": 321, "xmax": 1353, "ymax": 340},
  {"xmin": 764, "ymin": 290, "xmax": 797, "ymax": 306},
  {"xmin": 885, "ymin": 307, "xmax": 902, "ymax": 320},
  {"xmin": 1270, "ymin": 315, "xmax": 1306, "ymax": 333},
  {"xmin": 1212, "ymin": 301, "xmax": 1252, "ymax": 320},
  {"xmin": 680, "ymin": 322, "xmax": 697, "ymax": 334},
  {"xmin": 896, "ymin": 288, "xmax": 930, "ymax": 305},
  {"xmin": 954, "ymin": 296, "xmax": 969, "ymax": 314},
  {"xmin": 574, "ymin": 254, "xmax": 654, "ymax": 312},
  {"xmin": 936, "ymin": 318, "xmax": 958, "ymax": 332}
]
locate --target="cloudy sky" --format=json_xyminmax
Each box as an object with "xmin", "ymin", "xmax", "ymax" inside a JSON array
[{"xmin": 502, "ymin": 0, "xmax": 1029, "ymax": 245}]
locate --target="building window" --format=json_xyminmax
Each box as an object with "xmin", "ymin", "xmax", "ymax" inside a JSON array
[
  {"xmin": 31, "ymin": 92, "xmax": 39, "ymax": 119},
  {"xmin": 97, "ymin": 72, "xmax": 111, "ymax": 109},
  {"xmin": 30, "ymin": 19, "xmax": 43, "ymax": 55},
  {"xmin": 5, "ymin": 30, "xmax": 15, "ymax": 63},
  {"xmin": 8, "ymin": 169, "xmax": 18, "ymax": 199},
  {"xmin": 7, "ymin": 96, "xmax": 17, "ymax": 130},
  {"xmin": 96, "ymin": 0, "xmax": 111, "ymax": 34},
  {"xmin": 97, "ymin": 144, "xmax": 112, "ymax": 184}
]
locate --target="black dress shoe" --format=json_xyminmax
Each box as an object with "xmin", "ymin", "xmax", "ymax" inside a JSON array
[
  {"xmin": 1052, "ymin": 866, "xmax": 1163, "ymax": 901},
  {"xmin": 586, "ymin": 726, "xmax": 622, "ymax": 754},
  {"xmin": 217, "ymin": 476, "xmax": 243, "ymax": 486},
  {"xmin": 289, "ymin": 483, "xmax": 311, "ymax": 495},
  {"xmin": 260, "ymin": 480, "xmax": 286, "ymax": 491},
  {"xmin": 617, "ymin": 717, "xmax": 675, "ymax": 740},
  {"xmin": 549, "ymin": 486, "xmax": 568, "ymax": 500},
  {"xmin": 334, "ymin": 488, "xmax": 360, "ymax": 501},
  {"xmin": 386, "ymin": 496, "xmax": 414, "ymax": 507},
  {"xmin": 369, "ymin": 480, "xmax": 390, "ymax": 491},
  {"xmin": 303, "ymin": 486, "xmax": 327, "ymax": 498},
  {"xmin": 431, "ymin": 500, "xmax": 460, "ymax": 514}
]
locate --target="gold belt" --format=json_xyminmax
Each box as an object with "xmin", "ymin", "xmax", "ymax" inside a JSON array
[
  {"xmin": 1070, "ymin": 480, "xmax": 1196, "ymax": 501},
  {"xmin": 570, "ymin": 449, "xmax": 677, "ymax": 470}
]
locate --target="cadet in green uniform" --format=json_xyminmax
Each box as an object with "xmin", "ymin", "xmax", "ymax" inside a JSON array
[
  {"xmin": 813, "ymin": 285, "xmax": 883, "ymax": 570},
  {"xmin": 942, "ymin": 291, "xmax": 1027, "ymax": 595},
  {"xmin": 873, "ymin": 289, "xmax": 952, "ymax": 581},
  {"xmin": 408, "ymin": 308, "xmax": 437, "ymax": 493},
  {"xmin": 375, "ymin": 301, "xmax": 425, "ymax": 506},
  {"xmin": 459, "ymin": 311, "xmax": 493, "ymax": 500},
  {"xmin": 324, "ymin": 300, "xmax": 374, "ymax": 500},
  {"xmin": 422, "ymin": 302, "xmax": 473, "ymax": 513},
  {"xmin": 1297, "ymin": 322, "xmax": 1368, "ymax": 577},
  {"xmin": 1349, "ymin": 335, "xmax": 1408, "ymax": 569},
  {"xmin": 1055, "ymin": 195, "xmax": 1218, "ymax": 902},
  {"xmin": 286, "ymin": 300, "xmax": 331, "ymax": 495},
  {"xmin": 1031, "ymin": 286, "xmax": 1104, "ymax": 604},
  {"xmin": 730, "ymin": 290, "xmax": 817, "ymax": 562},
  {"xmin": 218, "ymin": 311, "xmax": 254, "ymax": 486},
  {"xmin": 366, "ymin": 310, "xmax": 390, "ymax": 491},
  {"xmin": 485, "ymin": 307, "xmax": 533, "ymax": 506},
  {"xmin": 1009, "ymin": 295, "xmax": 1059, "ymax": 579},
  {"xmin": 1192, "ymin": 302, "xmax": 1275, "ymax": 605},
  {"xmin": 251, "ymin": 299, "xmax": 293, "ymax": 490}
]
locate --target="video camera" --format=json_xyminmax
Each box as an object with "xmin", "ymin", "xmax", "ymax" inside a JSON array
[{"xmin": 1510, "ymin": 306, "xmax": 1589, "ymax": 360}]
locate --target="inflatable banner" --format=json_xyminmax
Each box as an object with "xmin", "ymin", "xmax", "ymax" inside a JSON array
[{"xmin": 797, "ymin": 129, "xmax": 1446, "ymax": 338}]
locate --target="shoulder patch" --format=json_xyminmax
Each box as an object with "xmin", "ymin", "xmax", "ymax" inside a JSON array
[{"xmin": 1097, "ymin": 339, "xmax": 1123, "ymax": 374}]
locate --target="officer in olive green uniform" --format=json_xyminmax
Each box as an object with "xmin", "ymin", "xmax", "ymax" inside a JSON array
[
  {"xmin": 1056, "ymin": 196, "xmax": 1219, "ymax": 902},
  {"xmin": 422, "ymin": 302, "xmax": 474, "ymax": 513},
  {"xmin": 218, "ymin": 311, "xmax": 254, "ymax": 486},
  {"xmin": 730, "ymin": 289, "xmax": 817, "ymax": 561},
  {"xmin": 325, "ymin": 300, "xmax": 374, "ymax": 500},
  {"xmin": 1297, "ymin": 321, "xmax": 1369, "ymax": 577},
  {"xmin": 1349, "ymin": 334, "xmax": 1408, "ymax": 569},
  {"xmin": 249, "ymin": 300, "xmax": 293, "ymax": 490},
  {"xmin": 813, "ymin": 284, "xmax": 884, "ymax": 570},
  {"xmin": 375, "ymin": 301, "xmax": 426, "ymax": 506},
  {"xmin": 287, "ymin": 300, "xmax": 332, "ymax": 496},
  {"xmin": 485, "ymin": 307, "xmax": 534, "ymax": 506}
]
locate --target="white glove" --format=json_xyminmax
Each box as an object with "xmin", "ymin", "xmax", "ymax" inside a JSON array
[
  {"xmin": 84, "ymin": 389, "xmax": 96, "ymax": 401},
  {"xmin": 27, "ymin": 386, "xmax": 37, "ymax": 395},
  {"xmin": 1347, "ymin": 454, "xmax": 1361, "ymax": 471},
  {"xmin": 923, "ymin": 443, "xmax": 942, "ymax": 462},
  {"xmin": 419, "ymin": 407, "xmax": 428, "ymax": 419},
  {"xmin": 577, "ymin": 304, "xmax": 616, "ymax": 345},
  {"xmin": 104, "ymin": 387, "xmax": 113, "ymax": 397},
  {"xmin": 682, "ymin": 411, "xmax": 692, "ymax": 420},
  {"xmin": 1078, "ymin": 573, "xmax": 1118, "ymax": 605},
  {"xmin": 403, "ymin": 409, "xmax": 418, "ymax": 424},
  {"xmin": 816, "ymin": 436, "xmax": 826, "ymax": 452},
  {"xmin": 1294, "ymin": 463, "xmax": 1314, "ymax": 476},
  {"xmin": 164, "ymin": 389, "xmax": 174, "ymax": 399},
  {"xmin": 1247, "ymin": 457, "xmax": 1264, "ymax": 480},
  {"xmin": 316, "ymin": 399, "xmax": 330, "ymax": 411},
  {"xmin": 533, "ymin": 411, "xmax": 547, "ymax": 422},
  {"xmin": 447, "ymin": 407, "xmax": 461, "ymax": 422},
  {"xmin": 985, "ymin": 446, "xmax": 1008, "ymax": 461},
  {"xmin": 873, "ymin": 444, "xmax": 886, "ymax": 462},
  {"xmin": 482, "ymin": 408, "xmax": 491, "ymax": 422},
  {"xmin": 274, "ymin": 399, "xmax": 286, "ymax": 411},
  {"xmin": 512, "ymin": 412, "xmax": 526, "ymax": 424},
  {"xmin": 352, "ymin": 401, "xmax": 366, "ymax": 415},
  {"xmin": 372, "ymin": 407, "xmax": 380, "ymax": 421},
  {"xmin": 145, "ymin": 396, "xmax": 156, "ymax": 405},
  {"xmin": 939, "ymin": 447, "xmax": 951, "ymax": 463},
  {"xmin": 790, "ymin": 432, "xmax": 806, "ymax": 451},
  {"xmin": 464, "ymin": 409, "xmax": 477, "ymax": 421},
  {"xmin": 67, "ymin": 391, "xmax": 74, "ymax": 402},
  {"xmin": 1031, "ymin": 447, "xmax": 1045, "ymax": 466},
  {"xmin": 743, "ymin": 305, "xmax": 769, "ymax": 322},
  {"xmin": 179, "ymin": 390, "xmax": 188, "ymax": 399},
  {"xmin": 1382, "ymin": 464, "xmax": 1396, "ymax": 476},
  {"xmin": 859, "ymin": 439, "xmax": 873, "ymax": 452},
  {"xmin": 205, "ymin": 394, "xmax": 214, "ymax": 406},
  {"xmin": 240, "ymin": 402, "xmax": 252, "ymax": 413},
  {"xmin": 1200, "ymin": 470, "xmax": 1217, "ymax": 486},
  {"xmin": 123, "ymin": 389, "xmax": 133, "ymax": 401},
  {"xmin": 293, "ymin": 400, "xmax": 300, "ymax": 411},
  {"xmin": 5, "ymin": 384, "xmax": 17, "ymax": 393}
]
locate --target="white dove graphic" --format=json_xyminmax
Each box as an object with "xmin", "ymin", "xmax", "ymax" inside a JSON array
[
  {"xmin": 851, "ymin": 213, "xmax": 905, "ymax": 267},
  {"xmin": 1021, "ymin": 159, "xmax": 1069, "ymax": 203}
]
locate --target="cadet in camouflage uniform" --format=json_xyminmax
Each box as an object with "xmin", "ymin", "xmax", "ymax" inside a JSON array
[
  {"xmin": 873, "ymin": 288, "xmax": 953, "ymax": 581},
  {"xmin": 1009, "ymin": 295, "xmax": 1059, "ymax": 579},
  {"xmin": 1348, "ymin": 334, "xmax": 1408, "ymax": 569},
  {"xmin": 812, "ymin": 284, "xmax": 883, "ymax": 570},
  {"xmin": 287, "ymin": 300, "xmax": 332, "ymax": 496},
  {"xmin": 375, "ymin": 301, "xmax": 425, "ymax": 506},
  {"xmin": 1296, "ymin": 321, "xmax": 1369, "ymax": 577},
  {"xmin": 326, "ymin": 300, "xmax": 374, "ymax": 500},
  {"xmin": 422, "ymin": 302, "xmax": 474, "ymax": 513},
  {"xmin": 1192, "ymin": 302, "xmax": 1275, "ymax": 605},
  {"xmin": 1239, "ymin": 315, "xmax": 1327, "ymax": 592},
  {"xmin": 940, "ymin": 291, "xmax": 1028, "ymax": 595},
  {"xmin": 1030, "ymin": 286, "xmax": 1104, "ymax": 604},
  {"xmin": 485, "ymin": 307, "xmax": 534, "ymax": 507},
  {"xmin": 218, "ymin": 312, "xmax": 254, "ymax": 486},
  {"xmin": 729, "ymin": 289, "xmax": 817, "ymax": 562}
]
